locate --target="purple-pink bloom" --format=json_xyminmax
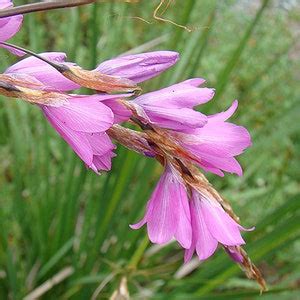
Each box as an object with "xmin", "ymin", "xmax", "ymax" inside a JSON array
[
  {"xmin": 130, "ymin": 163, "xmax": 250, "ymax": 261},
  {"xmin": 174, "ymin": 100, "xmax": 252, "ymax": 176},
  {"xmin": 41, "ymin": 94, "xmax": 116, "ymax": 173},
  {"xmin": 130, "ymin": 164, "xmax": 192, "ymax": 248},
  {"xmin": 131, "ymin": 79, "xmax": 214, "ymax": 131},
  {"xmin": 96, "ymin": 51, "xmax": 179, "ymax": 83},
  {"xmin": 0, "ymin": 0, "xmax": 24, "ymax": 56},
  {"xmin": 5, "ymin": 51, "xmax": 179, "ymax": 92},
  {"xmin": 184, "ymin": 189, "xmax": 246, "ymax": 263}
]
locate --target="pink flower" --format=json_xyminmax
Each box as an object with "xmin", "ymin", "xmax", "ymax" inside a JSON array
[
  {"xmin": 130, "ymin": 163, "xmax": 249, "ymax": 261},
  {"xmin": 184, "ymin": 189, "xmax": 247, "ymax": 262},
  {"xmin": 41, "ymin": 94, "xmax": 116, "ymax": 173},
  {"xmin": 130, "ymin": 164, "xmax": 192, "ymax": 249},
  {"xmin": 5, "ymin": 51, "xmax": 179, "ymax": 91},
  {"xmin": 131, "ymin": 78, "xmax": 214, "ymax": 131},
  {"xmin": 174, "ymin": 100, "xmax": 252, "ymax": 176},
  {"xmin": 128, "ymin": 77, "xmax": 250, "ymax": 176},
  {"xmin": 0, "ymin": 0, "xmax": 24, "ymax": 56},
  {"xmin": 96, "ymin": 51, "xmax": 179, "ymax": 83}
]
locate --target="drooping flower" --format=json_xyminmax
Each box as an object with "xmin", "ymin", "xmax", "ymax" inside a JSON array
[
  {"xmin": 173, "ymin": 100, "xmax": 252, "ymax": 176},
  {"xmin": 40, "ymin": 94, "xmax": 121, "ymax": 173},
  {"xmin": 130, "ymin": 164, "xmax": 192, "ymax": 249},
  {"xmin": 0, "ymin": 0, "xmax": 24, "ymax": 55},
  {"xmin": 129, "ymin": 78, "xmax": 214, "ymax": 131},
  {"xmin": 184, "ymin": 189, "xmax": 247, "ymax": 262},
  {"xmin": 130, "ymin": 161, "xmax": 249, "ymax": 261},
  {"xmin": 0, "ymin": 72, "xmax": 119, "ymax": 172}
]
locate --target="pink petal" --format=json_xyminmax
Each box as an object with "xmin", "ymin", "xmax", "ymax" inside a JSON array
[
  {"xmin": 0, "ymin": 15, "xmax": 23, "ymax": 55},
  {"xmin": 200, "ymin": 197, "xmax": 245, "ymax": 246},
  {"xmin": 147, "ymin": 171, "xmax": 179, "ymax": 244},
  {"xmin": 0, "ymin": 0, "xmax": 12, "ymax": 9},
  {"xmin": 102, "ymin": 98, "xmax": 132, "ymax": 124},
  {"xmin": 135, "ymin": 84, "xmax": 214, "ymax": 108},
  {"xmin": 175, "ymin": 185, "xmax": 192, "ymax": 249},
  {"xmin": 184, "ymin": 242, "xmax": 195, "ymax": 263},
  {"xmin": 42, "ymin": 96, "xmax": 114, "ymax": 133},
  {"xmin": 42, "ymin": 107, "xmax": 93, "ymax": 165},
  {"xmin": 5, "ymin": 52, "xmax": 79, "ymax": 91},
  {"xmin": 184, "ymin": 122, "xmax": 251, "ymax": 158},
  {"xmin": 86, "ymin": 132, "xmax": 115, "ymax": 156},
  {"xmin": 91, "ymin": 151, "xmax": 116, "ymax": 172},
  {"xmin": 198, "ymin": 155, "xmax": 243, "ymax": 176},
  {"xmin": 198, "ymin": 161, "xmax": 225, "ymax": 177},
  {"xmin": 0, "ymin": 15, "xmax": 22, "ymax": 41},
  {"xmin": 130, "ymin": 193, "xmax": 155, "ymax": 230},
  {"xmin": 145, "ymin": 106, "xmax": 207, "ymax": 131},
  {"xmin": 96, "ymin": 51, "xmax": 179, "ymax": 83},
  {"xmin": 191, "ymin": 197, "xmax": 218, "ymax": 260},
  {"xmin": 225, "ymin": 246, "xmax": 244, "ymax": 263},
  {"xmin": 208, "ymin": 100, "xmax": 238, "ymax": 122}
]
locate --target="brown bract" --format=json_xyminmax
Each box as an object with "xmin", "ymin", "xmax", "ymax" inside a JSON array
[
  {"xmin": 62, "ymin": 65, "xmax": 141, "ymax": 94},
  {"xmin": 0, "ymin": 74, "xmax": 44, "ymax": 90},
  {"xmin": 0, "ymin": 75, "xmax": 69, "ymax": 107},
  {"xmin": 227, "ymin": 246, "xmax": 267, "ymax": 292},
  {"xmin": 108, "ymin": 125, "xmax": 153, "ymax": 155}
]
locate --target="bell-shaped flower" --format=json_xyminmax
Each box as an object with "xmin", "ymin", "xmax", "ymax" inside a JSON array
[
  {"xmin": 0, "ymin": 71, "xmax": 119, "ymax": 172},
  {"xmin": 130, "ymin": 79, "xmax": 215, "ymax": 131},
  {"xmin": 40, "ymin": 94, "xmax": 116, "ymax": 173},
  {"xmin": 0, "ymin": 0, "xmax": 24, "ymax": 55},
  {"xmin": 130, "ymin": 164, "xmax": 192, "ymax": 249},
  {"xmin": 174, "ymin": 100, "xmax": 252, "ymax": 176},
  {"xmin": 184, "ymin": 189, "xmax": 247, "ymax": 262}
]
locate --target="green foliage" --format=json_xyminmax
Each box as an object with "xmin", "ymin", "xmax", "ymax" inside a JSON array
[{"xmin": 0, "ymin": 0, "xmax": 299, "ymax": 299}]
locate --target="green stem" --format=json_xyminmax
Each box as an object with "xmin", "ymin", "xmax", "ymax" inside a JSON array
[{"xmin": 128, "ymin": 235, "xmax": 149, "ymax": 269}]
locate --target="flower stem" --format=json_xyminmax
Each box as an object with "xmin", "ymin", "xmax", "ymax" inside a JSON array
[
  {"xmin": 128, "ymin": 235, "xmax": 149, "ymax": 269},
  {"xmin": 0, "ymin": 0, "xmax": 95, "ymax": 18}
]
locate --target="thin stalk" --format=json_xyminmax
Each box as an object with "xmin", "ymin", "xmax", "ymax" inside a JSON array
[
  {"xmin": 128, "ymin": 235, "xmax": 149, "ymax": 269},
  {"xmin": 0, "ymin": 42, "xmax": 65, "ymax": 71},
  {"xmin": 0, "ymin": 0, "xmax": 95, "ymax": 18}
]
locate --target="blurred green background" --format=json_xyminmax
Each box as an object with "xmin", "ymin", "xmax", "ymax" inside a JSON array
[{"xmin": 0, "ymin": 0, "xmax": 299, "ymax": 299}]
